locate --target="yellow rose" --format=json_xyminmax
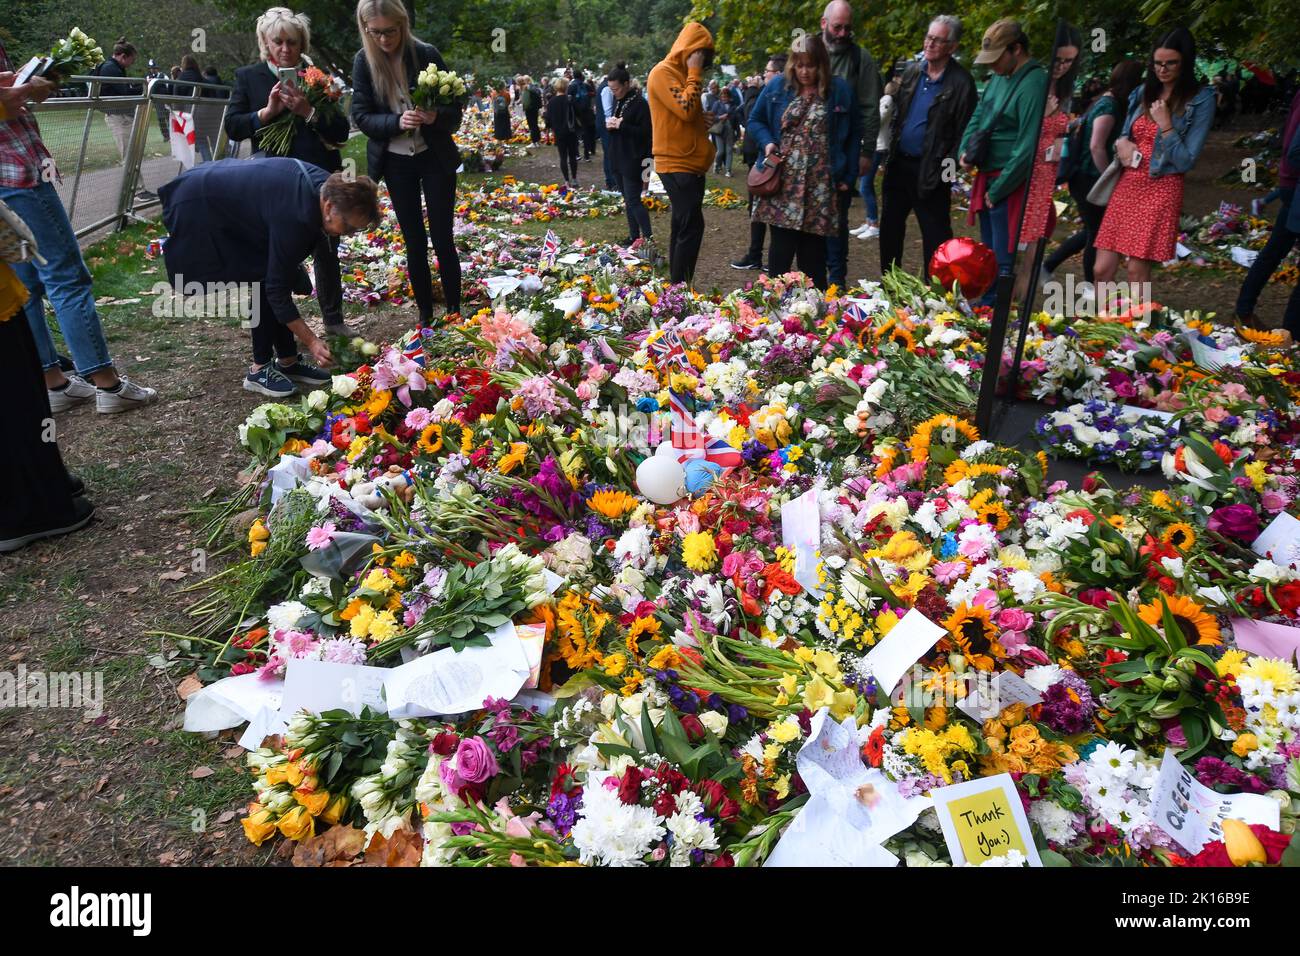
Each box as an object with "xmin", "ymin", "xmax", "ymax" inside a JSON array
[
  {"xmin": 241, "ymin": 805, "xmax": 278, "ymax": 846},
  {"xmin": 319, "ymin": 794, "xmax": 349, "ymax": 826},
  {"xmin": 276, "ymin": 804, "xmax": 315, "ymax": 842},
  {"xmin": 1232, "ymin": 733, "xmax": 1259, "ymax": 758},
  {"xmin": 1222, "ymin": 818, "xmax": 1267, "ymax": 866}
]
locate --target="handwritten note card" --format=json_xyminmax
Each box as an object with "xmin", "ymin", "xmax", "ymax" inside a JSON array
[{"xmin": 930, "ymin": 773, "xmax": 1041, "ymax": 867}]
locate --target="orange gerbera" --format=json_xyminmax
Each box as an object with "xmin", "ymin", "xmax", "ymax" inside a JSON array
[{"xmin": 588, "ymin": 489, "xmax": 638, "ymax": 519}]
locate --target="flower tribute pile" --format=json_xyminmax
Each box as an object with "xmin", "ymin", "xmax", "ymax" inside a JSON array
[{"xmin": 182, "ymin": 218, "xmax": 1300, "ymax": 870}]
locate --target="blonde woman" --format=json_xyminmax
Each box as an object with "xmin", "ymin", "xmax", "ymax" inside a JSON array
[
  {"xmin": 225, "ymin": 7, "xmax": 352, "ymax": 335},
  {"xmin": 351, "ymin": 0, "xmax": 464, "ymax": 324}
]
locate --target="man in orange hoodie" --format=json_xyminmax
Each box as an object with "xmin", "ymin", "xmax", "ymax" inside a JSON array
[{"xmin": 648, "ymin": 22, "xmax": 717, "ymax": 284}]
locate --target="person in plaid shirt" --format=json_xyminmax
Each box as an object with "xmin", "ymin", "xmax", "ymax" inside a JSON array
[{"xmin": 0, "ymin": 40, "xmax": 157, "ymax": 414}]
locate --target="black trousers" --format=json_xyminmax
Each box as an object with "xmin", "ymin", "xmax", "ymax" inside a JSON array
[
  {"xmin": 768, "ymin": 225, "xmax": 828, "ymax": 290},
  {"xmin": 745, "ymin": 166, "xmax": 767, "ymax": 262},
  {"xmin": 1045, "ymin": 175, "xmax": 1106, "ymax": 283},
  {"xmin": 385, "ymin": 151, "xmax": 462, "ymax": 320},
  {"xmin": 579, "ymin": 117, "xmax": 596, "ymax": 157},
  {"xmin": 525, "ymin": 108, "xmax": 540, "ymax": 143},
  {"xmin": 879, "ymin": 155, "xmax": 954, "ymax": 278},
  {"xmin": 620, "ymin": 171, "xmax": 653, "ymax": 241},
  {"xmin": 1236, "ymin": 187, "xmax": 1300, "ymax": 333},
  {"xmin": 554, "ymin": 133, "xmax": 579, "ymax": 181},
  {"xmin": 312, "ymin": 232, "xmax": 343, "ymax": 325},
  {"xmin": 1, "ymin": 309, "xmax": 77, "ymax": 539},
  {"xmin": 250, "ymin": 290, "xmax": 299, "ymax": 365},
  {"xmin": 660, "ymin": 172, "xmax": 706, "ymax": 285}
]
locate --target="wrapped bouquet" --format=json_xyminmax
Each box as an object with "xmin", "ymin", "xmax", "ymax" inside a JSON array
[{"xmin": 258, "ymin": 65, "xmax": 346, "ymax": 157}]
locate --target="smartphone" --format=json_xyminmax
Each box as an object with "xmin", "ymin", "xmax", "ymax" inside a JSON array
[{"xmin": 277, "ymin": 66, "xmax": 298, "ymax": 89}]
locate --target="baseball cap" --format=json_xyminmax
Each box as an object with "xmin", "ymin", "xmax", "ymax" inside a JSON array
[{"xmin": 974, "ymin": 19, "xmax": 1024, "ymax": 65}]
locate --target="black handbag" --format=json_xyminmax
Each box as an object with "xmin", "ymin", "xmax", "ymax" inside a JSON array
[{"xmin": 963, "ymin": 66, "xmax": 1036, "ymax": 169}]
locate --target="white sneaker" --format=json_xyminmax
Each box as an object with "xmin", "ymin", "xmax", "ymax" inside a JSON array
[
  {"xmin": 1251, "ymin": 198, "xmax": 1264, "ymax": 218},
  {"xmin": 858, "ymin": 225, "xmax": 880, "ymax": 239},
  {"xmin": 849, "ymin": 223, "xmax": 871, "ymax": 237},
  {"xmin": 95, "ymin": 375, "xmax": 158, "ymax": 414},
  {"xmin": 48, "ymin": 375, "xmax": 96, "ymax": 413}
]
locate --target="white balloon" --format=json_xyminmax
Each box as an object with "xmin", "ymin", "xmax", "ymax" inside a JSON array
[{"xmin": 636, "ymin": 449, "xmax": 686, "ymax": 505}]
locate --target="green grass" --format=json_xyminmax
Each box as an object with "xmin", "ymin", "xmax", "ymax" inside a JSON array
[
  {"xmin": 111, "ymin": 730, "xmax": 249, "ymax": 832},
  {"xmin": 36, "ymin": 109, "xmax": 175, "ymax": 174}
]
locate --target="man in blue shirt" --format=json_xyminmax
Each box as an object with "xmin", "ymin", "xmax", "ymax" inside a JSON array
[{"xmin": 879, "ymin": 15, "xmax": 976, "ymax": 277}]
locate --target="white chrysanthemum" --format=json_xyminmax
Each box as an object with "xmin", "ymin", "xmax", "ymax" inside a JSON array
[
  {"xmin": 267, "ymin": 600, "xmax": 310, "ymax": 633},
  {"xmin": 1029, "ymin": 799, "xmax": 1082, "ymax": 845}
]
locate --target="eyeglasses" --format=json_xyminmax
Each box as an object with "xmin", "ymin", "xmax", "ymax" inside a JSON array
[
  {"xmin": 365, "ymin": 27, "xmax": 399, "ymax": 39},
  {"xmin": 924, "ymin": 34, "xmax": 954, "ymax": 46},
  {"xmin": 1153, "ymin": 59, "xmax": 1180, "ymax": 71}
]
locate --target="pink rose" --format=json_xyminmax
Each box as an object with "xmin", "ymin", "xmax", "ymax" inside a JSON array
[
  {"xmin": 996, "ymin": 608, "xmax": 1033, "ymax": 632},
  {"xmin": 453, "ymin": 736, "xmax": 499, "ymax": 784},
  {"xmin": 1204, "ymin": 406, "xmax": 1227, "ymax": 424}
]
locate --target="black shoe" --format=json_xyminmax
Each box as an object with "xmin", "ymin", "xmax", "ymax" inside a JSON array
[
  {"xmin": 730, "ymin": 255, "xmax": 761, "ymax": 270},
  {"xmin": 68, "ymin": 473, "xmax": 85, "ymax": 497},
  {"xmin": 276, "ymin": 355, "xmax": 331, "ymax": 386},
  {"xmin": 243, "ymin": 363, "xmax": 296, "ymax": 398},
  {"xmin": 323, "ymin": 320, "xmax": 355, "ymax": 337},
  {"xmin": 0, "ymin": 496, "xmax": 95, "ymax": 553}
]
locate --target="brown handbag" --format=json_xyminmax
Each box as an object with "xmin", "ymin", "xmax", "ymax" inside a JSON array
[{"xmin": 746, "ymin": 152, "xmax": 783, "ymax": 197}]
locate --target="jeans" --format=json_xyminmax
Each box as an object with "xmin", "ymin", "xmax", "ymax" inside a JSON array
[
  {"xmin": 712, "ymin": 127, "xmax": 734, "ymax": 174},
  {"xmin": 620, "ymin": 171, "xmax": 652, "ymax": 241},
  {"xmin": 825, "ymin": 189, "xmax": 853, "ymax": 288},
  {"xmin": 859, "ymin": 149, "xmax": 885, "ymax": 222},
  {"xmin": 385, "ymin": 151, "xmax": 462, "ymax": 320},
  {"xmin": 660, "ymin": 171, "xmax": 706, "ymax": 285},
  {"xmin": 1, "ymin": 180, "xmax": 114, "ymax": 375},
  {"xmin": 878, "ymin": 155, "xmax": 953, "ymax": 277},
  {"xmin": 1236, "ymin": 187, "xmax": 1300, "ymax": 333},
  {"xmin": 554, "ymin": 133, "xmax": 579, "ymax": 181},
  {"xmin": 599, "ymin": 123, "xmax": 617, "ymax": 188},
  {"xmin": 768, "ymin": 225, "xmax": 828, "ymax": 289},
  {"xmin": 976, "ymin": 198, "xmax": 1013, "ymax": 307}
]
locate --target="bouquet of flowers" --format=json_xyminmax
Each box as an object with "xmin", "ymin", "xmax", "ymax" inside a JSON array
[
  {"xmin": 412, "ymin": 66, "xmax": 467, "ymax": 110},
  {"xmin": 23, "ymin": 27, "xmax": 104, "ymax": 82},
  {"xmin": 258, "ymin": 65, "xmax": 346, "ymax": 157},
  {"xmin": 1034, "ymin": 400, "xmax": 1180, "ymax": 472}
]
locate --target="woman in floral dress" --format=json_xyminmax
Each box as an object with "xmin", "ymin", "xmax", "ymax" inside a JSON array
[
  {"xmin": 1094, "ymin": 27, "xmax": 1215, "ymax": 306},
  {"xmin": 745, "ymin": 33, "xmax": 860, "ymax": 290}
]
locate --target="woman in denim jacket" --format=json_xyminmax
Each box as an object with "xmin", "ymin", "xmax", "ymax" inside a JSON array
[
  {"xmin": 1094, "ymin": 27, "xmax": 1215, "ymax": 301},
  {"xmin": 747, "ymin": 33, "xmax": 861, "ymax": 290}
]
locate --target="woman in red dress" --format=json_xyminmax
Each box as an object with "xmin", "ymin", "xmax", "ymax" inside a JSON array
[{"xmin": 1094, "ymin": 27, "xmax": 1216, "ymax": 310}]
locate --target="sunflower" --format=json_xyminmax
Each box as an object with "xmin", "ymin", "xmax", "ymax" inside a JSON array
[
  {"xmin": 1161, "ymin": 522, "xmax": 1197, "ymax": 552},
  {"xmin": 942, "ymin": 603, "xmax": 998, "ymax": 670},
  {"xmin": 970, "ymin": 489, "xmax": 1012, "ymax": 531},
  {"xmin": 886, "ymin": 324, "xmax": 916, "ymax": 350},
  {"xmin": 909, "ymin": 414, "xmax": 980, "ymax": 464},
  {"xmin": 1237, "ymin": 325, "xmax": 1289, "ymax": 347},
  {"xmin": 1137, "ymin": 594, "xmax": 1221, "ymax": 645},
  {"xmin": 417, "ymin": 423, "xmax": 444, "ymax": 455},
  {"xmin": 588, "ymin": 488, "xmax": 638, "ymax": 519}
]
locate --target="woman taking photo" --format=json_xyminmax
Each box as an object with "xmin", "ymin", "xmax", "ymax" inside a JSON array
[
  {"xmin": 604, "ymin": 63, "xmax": 654, "ymax": 249},
  {"xmin": 1093, "ymin": 27, "xmax": 1215, "ymax": 304},
  {"xmin": 225, "ymin": 7, "xmax": 351, "ymax": 336},
  {"xmin": 351, "ymin": 0, "xmax": 465, "ymax": 325},
  {"xmin": 745, "ymin": 34, "xmax": 860, "ymax": 290}
]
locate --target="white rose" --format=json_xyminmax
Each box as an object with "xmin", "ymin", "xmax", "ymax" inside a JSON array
[
  {"xmin": 332, "ymin": 374, "xmax": 359, "ymax": 398},
  {"xmin": 698, "ymin": 711, "xmax": 729, "ymax": 738},
  {"xmin": 305, "ymin": 389, "xmax": 328, "ymax": 412}
]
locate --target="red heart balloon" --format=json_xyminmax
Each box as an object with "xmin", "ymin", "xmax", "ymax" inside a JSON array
[{"xmin": 929, "ymin": 237, "xmax": 998, "ymax": 300}]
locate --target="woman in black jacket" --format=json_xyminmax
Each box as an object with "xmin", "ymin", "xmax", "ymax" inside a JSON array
[
  {"xmin": 604, "ymin": 65, "xmax": 653, "ymax": 247},
  {"xmin": 351, "ymin": 0, "xmax": 464, "ymax": 323},
  {"xmin": 224, "ymin": 7, "xmax": 352, "ymax": 335},
  {"xmin": 545, "ymin": 77, "xmax": 580, "ymax": 189}
]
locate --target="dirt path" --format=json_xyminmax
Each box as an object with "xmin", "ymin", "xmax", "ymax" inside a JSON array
[{"xmin": 0, "ymin": 114, "xmax": 1290, "ymax": 867}]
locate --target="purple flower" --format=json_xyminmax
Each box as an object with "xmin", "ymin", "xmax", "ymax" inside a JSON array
[
  {"xmin": 453, "ymin": 736, "xmax": 500, "ymax": 784},
  {"xmin": 1207, "ymin": 503, "xmax": 1261, "ymax": 541},
  {"xmin": 491, "ymin": 722, "xmax": 520, "ymax": 753}
]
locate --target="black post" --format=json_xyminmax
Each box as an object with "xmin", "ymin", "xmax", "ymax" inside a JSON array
[
  {"xmin": 1004, "ymin": 235, "xmax": 1049, "ymax": 414},
  {"xmin": 975, "ymin": 272, "xmax": 1016, "ymax": 436}
]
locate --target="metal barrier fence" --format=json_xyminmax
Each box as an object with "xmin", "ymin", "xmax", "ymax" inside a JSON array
[{"xmin": 28, "ymin": 74, "xmax": 242, "ymax": 239}]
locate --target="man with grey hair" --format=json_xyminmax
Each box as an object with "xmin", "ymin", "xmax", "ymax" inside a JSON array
[
  {"xmin": 879, "ymin": 14, "xmax": 976, "ymax": 277},
  {"xmin": 822, "ymin": 0, "xmax": 881, "ymax": 289}
]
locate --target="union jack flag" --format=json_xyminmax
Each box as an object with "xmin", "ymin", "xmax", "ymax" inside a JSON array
[
  {"xmin": 647, "ymin": 328, "xmax": 691, "ymax": 371},
  {"xmin": 841, "ymin": 301, "xmax": 870, "ymax": 326},
  {"xmin": 541, "ymin": 229, "xmax": 560, "ymax": 262}
]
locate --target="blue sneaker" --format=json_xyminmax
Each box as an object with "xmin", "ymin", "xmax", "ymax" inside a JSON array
[
  {"xmin": 243, "ymin": 363, "xmax": 296, "ymax": 397},
  {"xmin": 276, "ymin": 355, "xmax": 330, "ymax": 387}
]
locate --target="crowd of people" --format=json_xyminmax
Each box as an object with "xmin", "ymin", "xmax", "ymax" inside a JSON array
[{"xmin": 2, "ymin": 2, "xmax": 1299, "ymax": 556}]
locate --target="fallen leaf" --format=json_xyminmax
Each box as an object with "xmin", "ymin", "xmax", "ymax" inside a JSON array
[
  {"xmin": 159, "ymin": 569, "xmax": 188, "ymax": 582},
  {"xmin": 359, "ymin": 827, "xmax": 422, "ymax": 867},
  {"xmin": 216, "ymin": 810, "xmax": 236, "ymax": 824},
  {"xmin": 176, "ymin": 674, "xmax": 204, "ymax": 700},
  {"xmin": 190, "ymin": 766, "xmax": 215, "ymax": 779},
  {"xmin": 93, "ymin": 776, "xmax": 109, "ymax": 794}
]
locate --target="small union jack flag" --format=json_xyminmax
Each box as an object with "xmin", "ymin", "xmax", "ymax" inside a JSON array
[{"xmin": 541, "ymin": 229, "xmax": 559, "ymax": 262}]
